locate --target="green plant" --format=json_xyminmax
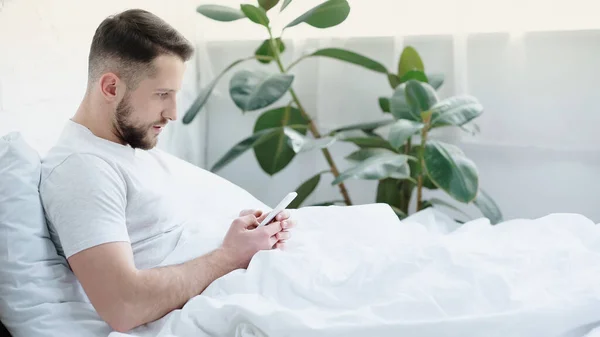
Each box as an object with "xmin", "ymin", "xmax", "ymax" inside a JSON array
[
  {"xmin": 184, "ymin": 0, "xmax": 358, "ymax": 207},
  {"xmin": 330, "ymin": 47, "xmax": 503, "ymax": 224},
  {"xmin": 183, "ymin": 0, "xmax": 502, "ymax": 224}
]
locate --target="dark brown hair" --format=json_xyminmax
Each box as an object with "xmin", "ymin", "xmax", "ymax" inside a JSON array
[{"xmin": 88, "ymin": 9, "xmax": 194, "ymax": 88}]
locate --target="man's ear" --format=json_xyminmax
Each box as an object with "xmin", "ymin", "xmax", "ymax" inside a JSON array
[{"xmin": 98, "ymin": 73, "xmax": 121, "ymax": 102}]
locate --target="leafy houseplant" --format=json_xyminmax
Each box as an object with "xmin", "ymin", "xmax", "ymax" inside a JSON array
[
  {"xmin": 330, "ymin": 47, "xmax": 503, "ymax": 223},
  {"xmin": 184, "ymin": 0, "xmax": 502, "ymax": 224},
  {"xmin": 184, "ymin": 0, "xmax": 356, "ymax": 207}
]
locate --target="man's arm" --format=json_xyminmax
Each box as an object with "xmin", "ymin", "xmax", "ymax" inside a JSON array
[
  {"xmin": 68, "ymin": 242, "xmax": 232, "ymax": 332},
  {"xmin": 69, "ymin": 213, "xmax": 289, "ymax": 333}
]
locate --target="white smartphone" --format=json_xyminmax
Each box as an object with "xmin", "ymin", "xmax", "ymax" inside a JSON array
[{"xmin": 258, "ymin": 192, "xmax": 297, "ymax": 227}]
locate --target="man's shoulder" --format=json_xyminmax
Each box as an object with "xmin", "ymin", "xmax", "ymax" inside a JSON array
[
  {"xmin": 41, "ymin": 122, "xmax": 130, "ymax": 184},
  {"xmin": 43, "ymin": 150, "xmax": 114, "ymax": 174},
  {"xmin": 40, "ymin": 150, "xmax": 124, "ymax": 190}
]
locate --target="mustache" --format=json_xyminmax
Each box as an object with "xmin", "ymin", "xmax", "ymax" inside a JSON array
[{"xmin": 152, "ymin": 118, "xmax": 169, "ymax": 127}]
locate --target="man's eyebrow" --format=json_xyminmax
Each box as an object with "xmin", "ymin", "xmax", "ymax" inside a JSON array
[{"xmin": 156, "ymin": 88, "xmax": 176, "ymax": 92}]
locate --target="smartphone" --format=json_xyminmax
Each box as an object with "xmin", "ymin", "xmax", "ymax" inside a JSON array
[{"xmin": 258, "ymin": 192, "xmax": 297, "ymax": 227}]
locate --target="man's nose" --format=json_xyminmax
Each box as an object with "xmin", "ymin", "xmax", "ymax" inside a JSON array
[{"xmin": 163, "ymin": 99, "xmax": 177, "ymax": 121}]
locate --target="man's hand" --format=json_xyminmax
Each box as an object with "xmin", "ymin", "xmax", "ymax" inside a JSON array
[
  {"xmin": 219, "ymin": 209, "xmax": 296, "ymax": 270},
  {"xmin": 239, "ymin": 209, "xmax": 296, "ymax": 249}
]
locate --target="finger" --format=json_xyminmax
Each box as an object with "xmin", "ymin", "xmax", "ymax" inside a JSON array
[
  {"xmin": 275, "ymin": 231, "xmax": 291, "ymax": 241},
  {"xmin": 257, "ymin": 212, "xmax": 270, "ymax": 224},
  {"xmin": 262, "ymin": 221, "xmax": 283, "ymax": 236},
  {"xmin": 274, "ymin": 241, "xmax": 287, "ymax": 250},
  {"xmin": 268, "ymin": 236, "xmax": 279, "ymax": 249},
  {"xmin": 281, "ymin": 219, "xmax": 297, "ymax": 230},
  {"xmin": 275, "ymin": 210, "xmax": 290, "ymax": 222}
]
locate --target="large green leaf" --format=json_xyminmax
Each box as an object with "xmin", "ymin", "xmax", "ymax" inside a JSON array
[
  {"xmin": 332, "ymin": 120, "xmax": 394, "ymax": 134},
  {"xmin": 240, "ymin": 4, "xmax": 270, "ymax": 27},
  {"xmin": 255, "ymin": 38, "xmax": 285, "ymax": 64},
  {"xmin": 229, "ymin": 70, "xmax": 294, "ymax": 112},
  {"xmin": 430, "ymin": 96, "xmax": 484, "ymax": 127},
  {"xmin": 390, "ymin": 86, "xmax": 419, "ymax": 121},
  {"xmin": 288, "ymin": 171, "xmax": 328, "ymax": 209},
  {"xmin": 183, "ymin": 58, "xmax": 249, "ymax": 124},
  {"xmin": 345, "ymin": 148, "xmax": 400, "ymax": 163},
  {"xmin": 408, "ymin": 146, "xmax": 437, "ymax": 190},
  {"xmin": 333, "ymin": 152, "xmax": 411, "ymax": 185},
  {"xmin": 473, "ymin": 189, "xmax": 503, "ymax": 224},
  {"xmin": 283, "ymin": 127, "xmax": 336, "ymax": 153},
  {"xmin": 379, "ymin": 97, "xmax": 390, "ymax": 113},
  {"xmin": 280, "ymin": 0, "xmax": 293, "ymax": 11},
  {"xmin": 341, "ymin": 137, "xmax": 397, "ymax": 151},
  {"xmin": 423, "ymin": 140, "xmax": 479, "ymax": 203},
  {"xmin": 387, "ymin": 74, "xmax": 401, "ymax": 89},
  {"xmin": 399, "ymin": 70, "xmax": 429, "ymax": 84},
  {"xmin": 460, "ymin": 122, "xmax": 481, "ymax": 135},
  {"xmin": 210, "ymin": 128, "xmax": 277, "ymax": 172},
  {"xmin": 376, "ymin": 178, "xmax": 411, "ymax": 219},
  {"xmin": 253, "ymin": 107, "xmax": 309, "ymax": 175},
  {"xmin": 284, "ymin": 0, "xmax": 350, "ymax": 29},
  {"xmin": 258, "ymin": 0, "xmax": 280, "ymax": 11},
  {"xmin": 398, "ymin": 46, "xmax": 424, "ymax": 78},
  {"xmin": 390, "ymin": 205, "xmax": 408, "ymax": 219},
  {"xmin": 390, "ymin": 82, "xmax": 437, "ymax": 122},
  {"xmin": 376, "ymin": 178, "xmax": 402, "ymax": 208},
  {"xmin": 388, "ymin": 120, "xmax": 424, "ymax": 149},
  {"xmin": 428, "ymin": 198, "xmax": 471, "ymax": 220},
  {"xmin": 310, "ymin": 48, "xmax": 388, "ymax": 73},
  {"xmin": 428, "ymin": 73, "xmax": 444, "ymax": 90},
  {"xmin": 196, "ymin": 4, "xmax": 246, "ymax": 22},
  {"xmin": 405, "ymin": 80, "xmax": 438, "ymax": 117}
]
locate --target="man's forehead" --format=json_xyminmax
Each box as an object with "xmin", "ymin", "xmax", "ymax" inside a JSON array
[
  {"xmin": 153, "ymin": 55, "xmax": 185, "ymax": 73},
  {"xmin": 144, "ymin": 55, "xmax": 185, "ymax": 90}
]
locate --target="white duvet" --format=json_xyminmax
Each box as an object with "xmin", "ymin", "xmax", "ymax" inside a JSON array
[{"xmin": 110, "ymin": 202, "xmax": 600, "ymax": 337}]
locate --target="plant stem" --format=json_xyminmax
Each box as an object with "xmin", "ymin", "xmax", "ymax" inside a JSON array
[
  {"xmin": 416, "ymin": 114, "xmax": 431, "ymax": 212},
  {"xmin": 416, "ymin": 133, "xmax": 426, "ymax": 211},
  {"xmin": 286, "ymin": 55, "xmax": 310, "ymax": 72},
  {"xmin": 267, "ymin": 30, "xmax": 352, "ymax": 206},
  {"xmin": 416, "ymin": 177, "xmax": 423, "ymax": 211},
  {"xmin": 289, "ymin": 89, "xmax": 353, "ymax": 206}
]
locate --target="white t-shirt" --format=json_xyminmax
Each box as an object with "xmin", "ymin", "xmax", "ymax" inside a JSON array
[{"xmin": 40, "ymin": 120, "xmax": 267, "ymax": 270}]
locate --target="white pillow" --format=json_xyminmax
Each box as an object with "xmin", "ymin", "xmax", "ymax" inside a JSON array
[{"xmin": 0, "ymin": 132, "xmax": 111, "ymax": 337}]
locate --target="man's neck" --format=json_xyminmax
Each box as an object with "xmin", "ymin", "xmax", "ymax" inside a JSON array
[{"xmin": 72, "ymin": 94, "xmax": 125, "ymax": 146}]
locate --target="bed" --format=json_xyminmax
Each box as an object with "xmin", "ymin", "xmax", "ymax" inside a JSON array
[{"xmin": 3, "ymin": 131, "xmax": 600, "ymax": 337}]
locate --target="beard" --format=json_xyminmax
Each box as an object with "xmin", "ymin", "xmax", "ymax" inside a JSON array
[{"xmin": 114, "ymin": 95, "xmax": 162, "ymax": 150}]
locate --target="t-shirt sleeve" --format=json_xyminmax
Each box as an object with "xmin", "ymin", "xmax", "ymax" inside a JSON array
[{"xmin": 40, "ymin": 153, "xmax": 130, "ymax": 258}]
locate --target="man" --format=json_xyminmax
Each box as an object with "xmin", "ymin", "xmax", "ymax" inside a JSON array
[{"xmin": 39, "ymin": 9, "xmax": 296, "ymax": 333}]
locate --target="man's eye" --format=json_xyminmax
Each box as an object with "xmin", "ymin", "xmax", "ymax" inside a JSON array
[{"xmin": 158, "ymin": 92, "xmax": 169, "ymax": 98}]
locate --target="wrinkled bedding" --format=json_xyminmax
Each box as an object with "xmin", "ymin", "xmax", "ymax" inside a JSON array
[{"xmin": 110, "ymin": 204, "xmax": 600, "ymax": 337}]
